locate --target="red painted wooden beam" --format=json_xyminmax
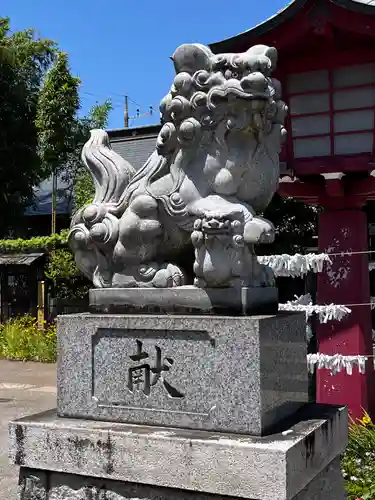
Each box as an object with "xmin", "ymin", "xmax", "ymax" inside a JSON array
[
  {"xmin": 323, "ymin": 177, "xmax": 345, "ymax": 198},
  {"xmin": 291, "ymin": 156, "xmax": 374, "ymax": 178},
  {"xmin": 346, "ymin": 176, "xmax": 375, "ymax": 198},
  {"xmin": 278, "ymin": 180, "xmax": 324, "ymax": 200}
]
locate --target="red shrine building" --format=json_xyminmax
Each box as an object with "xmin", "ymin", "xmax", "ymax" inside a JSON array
[{"xmin": 211, "ymin": 0, "xmax": 375, "ymax": 419}]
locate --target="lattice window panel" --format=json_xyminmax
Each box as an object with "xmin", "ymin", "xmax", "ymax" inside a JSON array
[{"xmin": 285, "ymin": 63, "xmax": 375, "ymax": 159}]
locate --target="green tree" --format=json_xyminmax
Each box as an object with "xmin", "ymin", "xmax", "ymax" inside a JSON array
[
  {"xmin": 258, "ymin": 194, "xmax": 320, "ymax": 255},
  {"xmin": 36, "ymin": 51, "xmax": 80, "ymax": 173},
  {"xmin": 0, "ymin": 22, "xmax": 14, "ymax": 64},
  {"xmin": 36, "ymin": 51, "xmax": 80, "ymax": 233},
  {"xmin": 46, "ymin": 248, "xmax": 90, "ymax": 300},
  {"xmin": 0, "ymin": 17, "xmax": 56, "ymax": 235}
]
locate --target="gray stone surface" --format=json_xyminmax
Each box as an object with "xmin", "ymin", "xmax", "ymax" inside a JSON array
[
  {"xmin": 294, "ymin": 457, "xmax": 346, "ymax": 500},
  {"xmin": 16, "ymin": 457, "xmax": 346, "ymax": 499},
  {"xmin": 9, "ymin": 405, "xmax": 347, "ymax": 500},
  {"xmin": 56, "ymin": 312, "xmax": 307, "ymax": 435},
  {"xmin": 0, "ymin": 360, "xmax": 57, "ymax": 499},
  {"xmin": 89, "ymin": 286, "xmax": 278, "ymax": 315},
  {"xmin": 69, "ymin": 43, "xmax": 287, "ymax": 289}
]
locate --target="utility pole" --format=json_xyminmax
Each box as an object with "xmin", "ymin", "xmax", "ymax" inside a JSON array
[
  {"xmin": 124, "ymin": 97, "xmax": 154, "ymax": 127},
  {"xmin": 51, "ymin": 169, "xmax": 57, "ymax": 235},
  {"xmin": 124, "ymin": 95, "xmax": 129, "ymax": 128}
]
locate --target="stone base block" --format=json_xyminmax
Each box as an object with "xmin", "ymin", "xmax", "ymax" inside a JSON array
[
  {"xmin": 57, "ymin": 312, "xmax": 307, "ymax": 435},
  {"xmin": 9, "ymin": 405, "xmax": 348, "ymax": 500},
  {"xmin": 89, "ymin": 286, "xmax": 278, "ymax": 315},
  {"xmin": 16, "ymin": 458, "xmax": 346, "ymax": 499}
]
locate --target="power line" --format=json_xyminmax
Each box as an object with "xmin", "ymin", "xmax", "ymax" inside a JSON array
[
  {"xmin": 80, "ymin": 88, "xmax": 157, "ymax": 113},
  {"xmin": 79, "ymin": 97, "xmax": 124, "ymax": 110},
  {"xmin": 81, "ymin": 89, "xmax": 147, "ymax": 108},
  {"xmin": 127, "ymin": 96, "xmax": 147, "ymax": 110},
  {"xmin": 80, "ymin": 93, "xmax": 124, "ymax": 107},
  {"xmin": 80, "ymin": 91, "xmax": 158, "ymax": 128}
]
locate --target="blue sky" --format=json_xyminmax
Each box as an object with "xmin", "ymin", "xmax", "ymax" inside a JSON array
[{"xmin": 6, "ymin": 0, "xmax": 287, "ymax": 130}]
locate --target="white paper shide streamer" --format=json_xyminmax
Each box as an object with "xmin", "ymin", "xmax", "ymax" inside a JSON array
[
  {"xmin": 262, "ymin": 252, "xmax": 372, "ymax": 376},
  {"xmin": 307, "ymin": 353, "xmax": 368, "ymax": 375},
  {"xmin": 258, "ymin": 253, "xmax": 331, "ymax": 277},
  {"xmin": 279, "ymin": 294, "xmax": 352, "ymax": 323}
]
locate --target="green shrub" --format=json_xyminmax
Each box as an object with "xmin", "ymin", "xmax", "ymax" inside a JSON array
[
  {"xmin": 46, "ymin": 248, "xmax": 90, "ymax": 299},
  {"xmin": 0, "ymin": 315, "xmax": 56, "ymax": 362},
  {"xmin": 0, "ymin": 231, "xmax": 68, "ymax": 253},
  {"xmin": 342, "ymin": 411, "xmax": 375, "ymax": 499},
  {"xmin": 0, "ymin": 230, "xmax": 90, "ymax": 301}
]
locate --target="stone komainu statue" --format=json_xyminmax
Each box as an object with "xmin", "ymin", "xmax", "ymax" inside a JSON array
[{"xmin": 69, "ymin": 43, "xmax": 287, "ymax": 289}]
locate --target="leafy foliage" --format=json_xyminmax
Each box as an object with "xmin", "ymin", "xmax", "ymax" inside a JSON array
[
  {"xmin": 0, "ymin": 18, "xmax": 114, "ymax": 302},
  {"xmin": 258, "ymin": 194, "xmax": 320, "ymax": 255},
  {"xmin": 45, "ymin": 248, "xmax": 90, "ymax": 300},
  {"xmin": 342, "ymin": 411, "xmax": 375, "ymax": 499},
  {"xmin": 80, "ymin": 99, "xmax": 113, "ymax": 131},
  {"xmin": 74, "ymin": 170, "xmax": 95, "ymax": 210},
  {"xmin": 0, "ymin": 18, "xmax": 112, "ymax": 238},
  {"xmin": 0, "ymin": 232, "xmax": 67, "ymax": 253},
  {"xmin": 36, "ymin": 51, "xmax": 80, "ymax": 177},
  {"xmin": 0, "ymin": 315, "xmax": 56, "ymax": 362},
  {"xmin": 0, "ymin": 18, "xmax": 56, "ymax": 235}
]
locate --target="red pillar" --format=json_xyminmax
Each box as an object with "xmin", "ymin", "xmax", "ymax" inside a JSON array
[{"xmin": 317, "ymin": 208, "xmax": 374, "ymax": 419}]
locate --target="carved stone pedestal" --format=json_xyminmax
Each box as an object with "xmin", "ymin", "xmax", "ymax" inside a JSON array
[
  {"xmin": 56, "ymin": 312, "xmax": 307, "ymax": 435},
  {"xmin": 16, "ymin": 458, "xmax": 346, "ymax": 500},
  {"xmin": 11, "ymin": 405, "xmax": 347, "ymax": 500},
  {"xmin": 89, "ymin": 286, "xmax": 278, "ymax": 316},
  {"xmin": 9, "ymin": 312, "xmax": 347, "ymax": 500}
]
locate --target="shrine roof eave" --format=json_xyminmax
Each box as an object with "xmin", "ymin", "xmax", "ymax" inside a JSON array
[{"xmin": 209, "ymin": 0, "xmax": 375, "ymax": 54}]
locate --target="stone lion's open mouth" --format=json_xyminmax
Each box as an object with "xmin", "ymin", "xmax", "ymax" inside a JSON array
[
  {"xmin": 207, "ymin": 78, "xmax": 271, "ymax": 110},
  {"xmin": 202, "ymin": 219, "xmax": 231, "ymax": 234}
]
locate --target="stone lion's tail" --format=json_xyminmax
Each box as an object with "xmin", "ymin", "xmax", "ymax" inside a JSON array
[
  {"xmin": 68, "ymin": 129, "xmax": 136, "ymax": 287},
  {"xmin": 81, "ymin": 129, "xmax": 136, "ymax": 211}
]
